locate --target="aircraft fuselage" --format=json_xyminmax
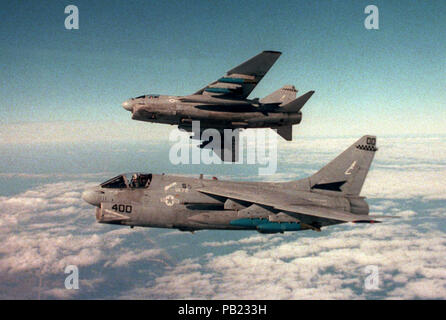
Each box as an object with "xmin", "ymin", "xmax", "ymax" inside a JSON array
[
  {"xmin": 124, "ymin": 95, "xmax": 302, "ymax": 130},
  {"xmin": 82, "ymin": 173, "xmax": 365, "ymax": 234}
]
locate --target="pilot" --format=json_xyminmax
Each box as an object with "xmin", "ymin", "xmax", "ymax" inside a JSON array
[{"xmin": 131, "ymin": 174, "xmax": 140, "ymax": 188}]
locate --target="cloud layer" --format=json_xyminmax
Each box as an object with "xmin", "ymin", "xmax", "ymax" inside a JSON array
[
  {"xmin": 121, "ymin": 213, "xmax": 446, "ymax": 299},
  {"xmin": 0, "ymin": 136, "xmax": 445, "ymax": 299},
  {"xmin": 0, "ymin": 181, "xmax": 173, "ymax": 299}
]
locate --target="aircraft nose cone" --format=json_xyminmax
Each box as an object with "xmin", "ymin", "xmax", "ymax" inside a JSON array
[
  {"xmin": 82, "ymin": 188, "xmax": 100, "ymax": 207},
  {"xmin": 122, "ymin": 100, "xmax": 133, "ymax": 112}
]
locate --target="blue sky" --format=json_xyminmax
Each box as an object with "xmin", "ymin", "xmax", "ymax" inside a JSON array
[
  {"xmin": 1, "ymin": 2, "xmax": 446, "ymax": 300},
  {"xmin": 1, "ymin": 0, "xmax": 445, "ymax": 139}
]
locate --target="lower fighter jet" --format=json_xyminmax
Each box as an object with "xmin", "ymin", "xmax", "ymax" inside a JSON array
[
  {"xmin": 121, "ymin": 51, "xmax": 315, "ymax": 161},
  {"xmin": 82, "ymin": 136, "xmax": 390, "ymax": 234}
]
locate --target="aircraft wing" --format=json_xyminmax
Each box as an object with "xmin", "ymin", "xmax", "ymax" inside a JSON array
[
  {"xmin": 274, "ymin": 204, "xmax": 378, "ymax": 223},
  {"xmin": 178, "ymin": 125, "xmax": 241, "ymax": 162},
  {"xmin": 196, "ymin": 185, "xmax": 312, "ymax": 207},
  {"xmin": 196, "ymin": 186, "xmax": 379, "ymax": 223},
  {"xmin": 193, "ymin": 51, "xmax": 282, "ymax": 99}
]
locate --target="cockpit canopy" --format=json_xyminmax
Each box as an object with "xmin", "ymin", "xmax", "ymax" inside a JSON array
[
  {"xmin": 134, "ymin": 94, "xmax": 160, "ymax": 99},
  {"xmin": 100, "ymin": 173, "xmax": 152, "ymax": 189}
]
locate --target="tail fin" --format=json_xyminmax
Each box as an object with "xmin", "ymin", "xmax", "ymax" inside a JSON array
[
  {"xmin": 280, "ymin": 91, "xmax": 315, "ymax": 112},
  {"xmin": 309, "ymin": 135, "xmax": 377, "ymax": 196},
  {"xmin": 260, "ymin": 85, "xmax": 297, "ymax": 105}
]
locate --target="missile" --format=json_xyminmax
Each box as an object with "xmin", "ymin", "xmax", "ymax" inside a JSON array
[
  {"xmin": 229, "ymin": 218, "xmax": 267, "ymax": 228},
  {"xmin": 256, "ymin": 222, "xmax": 301, "ymax": 233}
]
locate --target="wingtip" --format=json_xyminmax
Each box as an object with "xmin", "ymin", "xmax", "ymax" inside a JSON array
[
  {"xmin": 298, "ymin": 90, "xmax": 315, "ymax": 100},
  {"xmin": 263, "ymin": 50, "xmax": 282, "ymax": 55},
  {"xmin": 306, "ymin": 90, "xmax": 315, "ymax": 97},
  {"xmin": 352, "ymin": 220, "xmax": 381, "ymax": 224},
  {"xmin": 300, "ymin": 90, "xmax": 316, "ymax": 101}
]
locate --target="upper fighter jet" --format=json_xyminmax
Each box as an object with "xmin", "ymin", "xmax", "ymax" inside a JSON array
[
  {"xmin": 82, "ymin": 135, "xmax": 392, "ymax": 234},
  {"xmin": 121, "ymin": 51, "xmax": 315, "ymax": 161}
]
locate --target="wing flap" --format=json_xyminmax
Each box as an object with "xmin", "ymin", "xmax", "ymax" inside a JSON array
[
  {"xmin": 276, "ymin": 204, "xmax": 377, "ymax": 223},
  {"xmin": 197, "ymin": 186, "xmax": 378, "ymax": 223}
]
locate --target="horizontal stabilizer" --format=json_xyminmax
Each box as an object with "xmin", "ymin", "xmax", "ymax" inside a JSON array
[
  {"xmin": 276, "ymin": 125, "xmax": 293, "ymax": 141},
  {"xmin": 280, "ymin": 90, "xmax": 315, "ymax": 112}
]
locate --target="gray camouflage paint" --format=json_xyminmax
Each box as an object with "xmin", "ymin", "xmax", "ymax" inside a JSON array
[
  {"xmin": 121, "ymin": 51, "xmax": 315, "ymax": 143},
  {"xmin": 82, "ymin": 136, "xmax": 388, "ymax": 234}
]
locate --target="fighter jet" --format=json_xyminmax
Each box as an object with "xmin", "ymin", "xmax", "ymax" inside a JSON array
[
  {"xmin": 82, "ymin": 135, "xmax": 393, "ymax": 234},
  {"xmin": 121, "ymin": 51, "xmax": 315, "ymax": 161}
]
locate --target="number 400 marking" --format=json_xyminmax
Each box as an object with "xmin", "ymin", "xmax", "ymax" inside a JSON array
[{"xmin": 112, "ymin": 204, "xmax": 132, "ymax": 214}]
